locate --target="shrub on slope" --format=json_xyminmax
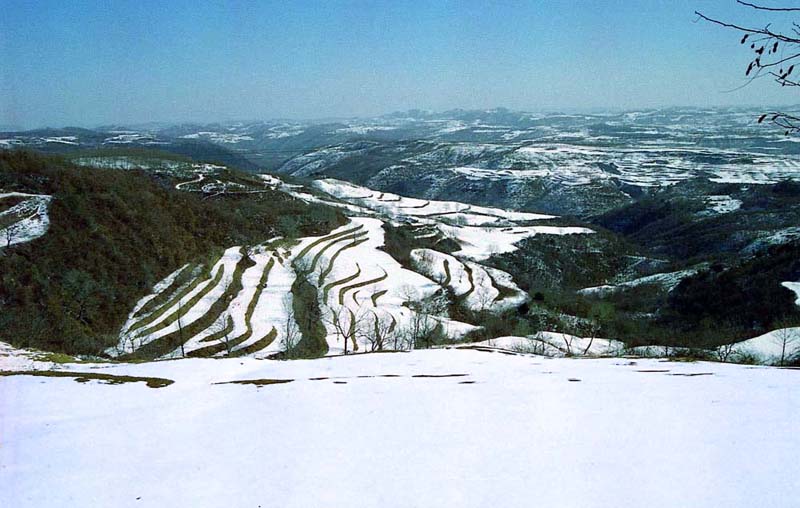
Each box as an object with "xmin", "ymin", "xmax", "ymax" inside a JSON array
[{"xmin": 0, "ymin": 150, "xmax": 344, "ymax": 355}]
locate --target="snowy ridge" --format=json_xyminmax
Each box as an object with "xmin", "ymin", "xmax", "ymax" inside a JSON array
[
  {"xmin": 312, "ymin": 178, "xmax": 593, "ymax": 261},
  {"xmin": 313, "ymin": 178, "xmax": 553, "ymax": 223},
  {"xmin": 578, "ymin": 266, "xmax": 704, "ymax": 295}
]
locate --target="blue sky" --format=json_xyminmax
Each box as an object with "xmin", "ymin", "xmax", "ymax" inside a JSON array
[{"xmin": 2, "ymin": 0, "xmax": 798, "ymax": 128}]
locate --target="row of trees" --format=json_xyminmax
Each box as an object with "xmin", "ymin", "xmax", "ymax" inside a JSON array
[{"xmin": 317, "ymin": 284, "xmax": 449, "ymax": 355}]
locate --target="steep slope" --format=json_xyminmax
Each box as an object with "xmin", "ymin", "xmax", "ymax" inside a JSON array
[{"xmin": 0, "ymin": 150, "xmax": 344, "ymax": 355}]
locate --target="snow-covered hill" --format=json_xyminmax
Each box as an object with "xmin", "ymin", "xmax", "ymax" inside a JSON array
[{"xmin": 109, "ymin": 177, "xmax": 591, "ymax": 359}]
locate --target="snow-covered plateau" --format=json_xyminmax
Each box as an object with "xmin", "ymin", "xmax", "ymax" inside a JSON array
[{"xmin": 1, "ymin": 343, "xmax": 797, "ymax": 508}]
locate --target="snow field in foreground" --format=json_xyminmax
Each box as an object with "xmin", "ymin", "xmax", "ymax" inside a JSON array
[{"xmin": 1, "ymin": 348, "xmax": 797, "ymax": 508}]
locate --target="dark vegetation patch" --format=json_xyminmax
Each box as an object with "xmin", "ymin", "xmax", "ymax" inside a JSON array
[
  {"xmin": 0, "ymin": 150, "xmax": 344, "ymax": 356},
  {"xmin": 289, "ymin": 274, "xmax": 328, "ymax": 358},
  {"xmin": 411, "ymin": 373, "xmax": 469, "ymax": 378},
  {"xmin": 215, "ymin": 378, "xmax": 294, "ymax": 387},
  {"xmin": 657, "ymin": 241, "xmax": 800, "ymax": 345},
  {"xmin": 338, "ymin": 269, "xmax": 387, "ymax": 305},
  {"xmin": 489, "ymin": 229, "xmax": 639, "ymax": 292},
  {"xmin": 0, "ymin": 195, "xmax": 27, "ymax": 213},
  {"xmin": 592, "ymin": 181, "xmax": 800, "ymax": 261},
  {"xmin": 381, "ymin": 223, "xmax": 459, "ymax": 270},
  {"xmin": 0, "ymin": 370, "xmax": 174, "ymax": 388},
  {"xmin": 496, "ymin": 179, "xmax": 800, "ymax": 349}
]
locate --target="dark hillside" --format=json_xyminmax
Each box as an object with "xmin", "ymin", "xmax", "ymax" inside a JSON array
[{"xmin": 0, "ymin": 150, "xmax": 344, "ymax": 354}]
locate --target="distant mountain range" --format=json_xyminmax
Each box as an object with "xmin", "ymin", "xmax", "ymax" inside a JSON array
[{"xmin": 6, "ymin": 106, "xmax": 800, "ymax": 219}]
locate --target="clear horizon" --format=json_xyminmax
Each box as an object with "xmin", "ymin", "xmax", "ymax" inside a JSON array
[
  {"xmin": 4, "ymin": 0, "xmax": 800, "ymax": 129},
  {"xmin": 7, "ymin": 102, "xmax": 800, "ymax": 133}
]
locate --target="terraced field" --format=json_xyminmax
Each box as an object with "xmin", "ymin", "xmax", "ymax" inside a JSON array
[
  {"xmin": 113, "ymin": 247, "xmax": 284, "ymax": 359},
  {"xmin": 110, "ymin": 178, "xmax": 593, "ymax": 359},
  {"xmin": 411, "ymin": 248, "xmax": 526, "ymax": 312}
]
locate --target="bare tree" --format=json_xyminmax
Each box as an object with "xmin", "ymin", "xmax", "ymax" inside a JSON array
[
  {"xmin": 697, "ymin": 1, "xmax": 800, "ymax": 133},
  {"xmin": 561, "ymin": 332, "xmax": 575, "ymax": 356},
  {"xmin": 243, "ymin": 245, "xmax": 258, "ymax": 262},
  {"xmin": 509, "ymin": 331, "xmax": 550, "ymax": 355},
  {"xmin": 176, "ymin": 298, "xmax": 186, "ymax": 358},
  {"xmin": 219, "ymin": 311, "xmax": 235, "ymax": 355},
  {"xmin": 773, "ymin": 323, "xmax": 799, "ymax": 366},
  {"xmin": 403, "ymin": 294, "xmax": 447, "ymax": 349},
  {"xmin": 363, "ymin": 311, "xmax": 397, "ymax": 352},
  {"xmin": 293, "ymin": 256, "xmax": 314, "ymax": 279},
  {"xmin": 281, "ymin": 294, "xmax": 301, "ymax": 358},
  {"xmin": 3, "ymin": 221, "xmax": 20, "ymax": 248},
  {"xmin": 716, "ymin": 342, "xmax": 739, "ymax": 362},
  {"xmin": 474, "ymin": 284, "xmax": 495, "ymax": 313},
  {"xmin": 581, "ymin": 319, "xmax": 602, "ymax": 356},
  {"xmin": 326, "ymin": 306, "xmax": 366, "ymax": 354},
  {"xmin": 399, "ymin": 284, "xmax": 420, "ymax": 306}
]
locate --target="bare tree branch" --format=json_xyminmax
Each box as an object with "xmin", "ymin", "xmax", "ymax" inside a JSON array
[
  {"xmin": 696, "ymin": 3, "xmax": 800, "ymax": 133},
  {"xmin": 737, "ymin": 1, "xmax": 800, "ymax": 12}
]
